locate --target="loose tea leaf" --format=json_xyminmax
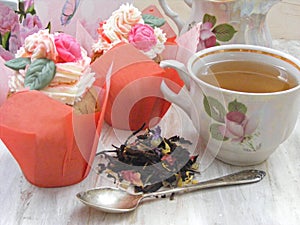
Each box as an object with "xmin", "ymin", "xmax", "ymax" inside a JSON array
[{"xmin": 97, "ymin": 126, "xmax": 199, "ymax": 193}]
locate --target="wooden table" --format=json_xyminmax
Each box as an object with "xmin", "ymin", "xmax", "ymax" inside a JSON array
[{"xmin": 1, "ymin": 39, "xmax": 300, "ymax": 225}]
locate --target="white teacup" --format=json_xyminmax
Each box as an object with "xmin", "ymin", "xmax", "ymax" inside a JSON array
[{"xmin": 160, "ymin": 44, "xmax": 300, "ymax": 166}]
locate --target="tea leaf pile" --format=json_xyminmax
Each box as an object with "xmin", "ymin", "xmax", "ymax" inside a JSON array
[{"xmin": 97, "ymin": 126, "xmax": 199, "ymax": 193}]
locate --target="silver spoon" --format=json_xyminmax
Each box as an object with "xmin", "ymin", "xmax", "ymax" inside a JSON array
[{"xmin": 76, "ymin": 169, "xmax": 265, "ymax": 213}]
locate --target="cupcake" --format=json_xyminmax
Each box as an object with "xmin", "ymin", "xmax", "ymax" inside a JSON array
[
  {"xmin": 89, "ymin": 4, "xmax": 183, "ymax": 131},
  {"xmin": 92, "ymin": 3, "xmax": 167, "ymax": 62},
  {"xmin": 6, "ymin": 29, "xmax": 99, "ymax": 114},
  {"xmin": 0, "ymin": 29, "xmax": 108, "ymax": 187}
]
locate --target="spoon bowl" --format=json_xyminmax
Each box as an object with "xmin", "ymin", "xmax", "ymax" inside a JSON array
[
  {"xmin": 76, "ymin": 169, "xmax": 266, "ymax": 213},
  {"xmin": 77, "ymin": 187, "xmax": 142, "ymax": 213}
]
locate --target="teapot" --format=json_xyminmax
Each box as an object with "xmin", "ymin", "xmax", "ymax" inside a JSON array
[{"xmin": 158, "ymin": 0, "xmax": 281, "ymax": 47}]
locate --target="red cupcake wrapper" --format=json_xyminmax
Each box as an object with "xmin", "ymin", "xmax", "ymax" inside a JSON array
[
  {"xmin": 91, "ymin": 43, "xmax": 184, "ymax": 130},
  {"xmin": 0, "ymin": 76, "xmax": 110, "ymax": 188}
]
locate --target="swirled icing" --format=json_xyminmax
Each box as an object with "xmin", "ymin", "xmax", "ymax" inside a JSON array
[{"xmin": 103, "ymin": 3, "xmax": 143, "ymax": 40}]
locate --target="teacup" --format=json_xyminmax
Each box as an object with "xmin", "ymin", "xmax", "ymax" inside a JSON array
[{"xmin": 160, "ymin": 44, "xmax": 300, "ymax": 166}]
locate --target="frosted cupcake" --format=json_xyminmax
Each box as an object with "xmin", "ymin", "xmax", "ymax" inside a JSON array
[
  {"xmin": 89, "ymin": 4, "xmax": 183, "ymax": 131},
  {"xmin": 0, "ymin": 29, "xmax": 107, "ymax": 187},
  {"xmin": 92, "ymin": 3, "xmax": 167, "ymax": 62},
  {"xmin": 6, "ymin": 29, "xmax": 98, "ymax": 114}
]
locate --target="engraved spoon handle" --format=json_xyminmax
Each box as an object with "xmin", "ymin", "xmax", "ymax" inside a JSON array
[{"xmin": 143, "ymin": 170, "xmax": 266, "ymax": 199}]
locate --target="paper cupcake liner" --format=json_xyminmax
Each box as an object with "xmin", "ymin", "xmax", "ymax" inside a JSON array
[
  {"xmin": 91, "ymin": 43, "xmax": 184, "ymax": 130},
  {"xmin": 0, "ymin": 81, "xmax": 110, "ymax": 188}
]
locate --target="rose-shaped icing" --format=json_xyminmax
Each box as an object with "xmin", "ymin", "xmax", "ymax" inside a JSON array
[
  {"xmin": 18, "ymin": 29, "xmax": 57, "ymax": 61},
  {"xmin": 54, "ymin": 33, "xmax": 82, "ymax": 63},
  {"xmin": 128, "ymin": 24, "xmax": 157, "ymax": 52}
]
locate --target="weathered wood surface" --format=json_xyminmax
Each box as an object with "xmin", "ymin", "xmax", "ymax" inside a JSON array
[{"xmin": 1, "ymin": 81, "xmax": 300, "ymax": 225}]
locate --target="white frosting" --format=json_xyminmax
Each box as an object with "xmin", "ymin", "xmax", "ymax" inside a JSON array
[
  {"xmin": 16, "ymin": 29, "xmax": 57, "ymax": 61},
  {"xmin": 41, "ymin": 49, "xmax": 95, "ymax": 105},
  {"xmin": 103, "ymin": 3, "xmax": 143, "ymax": 39},
  {"xmin": 153, "ymin": 27, "xmax": 167, "ymax": 54},
  {"xmin": 8, "ymin": 70, "xmax": 26, "ymax": 92},
  {"xmin": 92, "ymin": 38, "xmax": 122, "ymax": 55}
]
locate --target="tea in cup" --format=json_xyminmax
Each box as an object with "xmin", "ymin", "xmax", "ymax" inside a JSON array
[{"xmin": 160, "ymin": 44, "xmax": 300, "ymax": 166}]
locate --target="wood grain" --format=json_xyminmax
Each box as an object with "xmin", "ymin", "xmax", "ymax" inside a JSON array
[{"xmin": 1, "ymin": 100, "xmax": 300, "ymax": 225}]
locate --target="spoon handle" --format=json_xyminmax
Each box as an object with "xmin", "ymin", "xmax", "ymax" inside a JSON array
[{"xmin": 143, "ymin": 170, "xmax": 266, "ymax": 198}]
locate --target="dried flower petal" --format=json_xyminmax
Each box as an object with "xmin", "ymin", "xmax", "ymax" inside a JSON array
[
  {"xmin": 97, "ymin": 126, "xmax": 199, "ymax": 193},
  {"xmin": 121, "ymin": 170, "xmax": 143, "ymax": 187}
]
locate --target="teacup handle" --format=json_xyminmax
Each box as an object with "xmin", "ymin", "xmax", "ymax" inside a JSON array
[
  {"xmin": 160, "ymin": 60, "xmax": 191, "ymax": 90},
  {"xmin": 158, "ymin": 0, "xmax": 192, "ymax": 33},
  {"xmin": 160, "ymin": 60, "xmax": 200, "ymax": 131}
]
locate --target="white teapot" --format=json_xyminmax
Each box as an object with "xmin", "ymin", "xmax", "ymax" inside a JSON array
[{"xmin": 158, "ymin": 0, "xmax": 281, "ymax": 47}]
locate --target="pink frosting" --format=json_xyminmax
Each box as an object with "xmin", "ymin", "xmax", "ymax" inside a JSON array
[
  {"xmin": 128, "ymin": 24, "xmax": 157, "ymax": 52},
  {"xmin": 54, "ymin": 33, "xmax": 82, "ymax": 62}
]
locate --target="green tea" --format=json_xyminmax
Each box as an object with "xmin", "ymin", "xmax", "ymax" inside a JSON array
[{"xmin": 197, "ymin": 60, "xmax": 298, "ymax": 93}]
